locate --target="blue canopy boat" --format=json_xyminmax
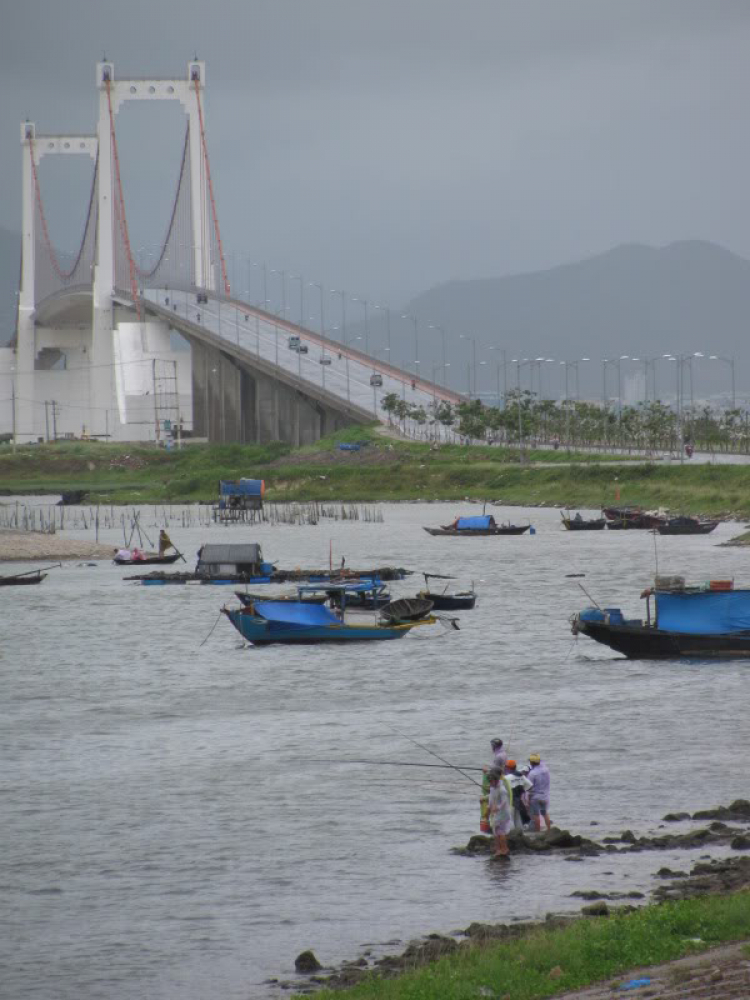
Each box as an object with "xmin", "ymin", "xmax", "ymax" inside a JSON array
[
  {"xmin": 223, "ymin": 596, "xmax": 435, "ymax": 645},
  {"xmin": 423, "ymin": 514, "xmax": 530, "ymax": 536},
  {"xmin": 571, "ymin": 577, "xmax": 750, "ymax": 658}
]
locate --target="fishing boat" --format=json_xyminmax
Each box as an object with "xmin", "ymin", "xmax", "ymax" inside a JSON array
[
  {"xmin": 423, "ymin": 515, "xmax": 530, "ymax": 536},
  {"xmin": 379, "ymin": 597, "xmax": 434, "ymax": 623},
  {"xmin": 0, "ymin": 568, "xmax": 47, "ymax": 586},
  {"xmin": 223, "ymin": 596, "xmax": 435, "ymax": 645},
  {"xmin": 561, "ymin": 512, "xmax": 607, "ymax": 531},
  {"xmin": 571, "ymin": 576, "xmax": 750, "ymax": 658},
  {"xmin": 235, "ymin": 590, "xmax": 328, "ymax": 606},
  {"xmin": 416, "ymin": 573, "xmax": 477, "ymax": 610},
  {"xmin": 602, "ymin": 505, "xmax": 666, "ymax": 529},
  {"xmin": 655, "ymin": 516, "xmax": 719, "ymax": 536},
  {"xmin": 113, "ymin": 551, "xmax": 181, "ymax": 566}
]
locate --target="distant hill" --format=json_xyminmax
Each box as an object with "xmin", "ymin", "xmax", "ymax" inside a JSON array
[
  {"xmin": 0, "ymin": 227, "xmax": 20, "ymax": 346},
  {"xmin": 360, "ymin": 241, "xmax": 750, "ymax": 402}
]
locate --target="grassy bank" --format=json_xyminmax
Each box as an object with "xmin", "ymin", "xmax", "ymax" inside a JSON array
[
  {"xmin": 1, "ymin": 428, "xmax": 749, "ymax": 516},
  {"xmin": 303, "ymin": 891, "xmax": 750, "ymax": 1000}
]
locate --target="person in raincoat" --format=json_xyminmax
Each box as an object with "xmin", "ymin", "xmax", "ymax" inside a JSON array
[{"xmin": 487, "ymin": 766, "xmax": 512, "ymax": 858}]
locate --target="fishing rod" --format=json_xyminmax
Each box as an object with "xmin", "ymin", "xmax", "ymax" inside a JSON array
[
  {"xmin": 386, "ymin": 724, "xmax": 483, "ymax": 788},
  {"xmin": 309, "ymin": 758, "xmax": 485, "ymax": 771}
]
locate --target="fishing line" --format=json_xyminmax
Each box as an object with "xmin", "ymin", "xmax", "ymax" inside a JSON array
[
  {"xmin": 386, "ymin": 724, "xmax": 483, "ymax": 788},
  {"xmin": 199, "ymin": 610, "xmax": 223, "ymax": 647},
  {"xmin": 308, "ymin": 758, "xmax": 484, "ymax": 771}
]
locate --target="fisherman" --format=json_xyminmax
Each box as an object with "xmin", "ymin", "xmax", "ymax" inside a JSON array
[
  {"xmin": 527, "ymin": 753, "xmax": 552, "ymax": 832},
  {"xmin": 131, "ymin": 547, "xmax": 146, "ymax": 562},
  {"xmin": 158, "ymin": 529, "xmax": 174, "ymax": 556},
  {"xmin": 490, "ymin": 738, "xmax": 507, "ymax": 769},
  {"xmin": 505, "ymin": 759, "xmax": 532, "ymax": 830},
  {"xmin": 487, "ymin": 766, "xmax": 512, "ymax": 858}
]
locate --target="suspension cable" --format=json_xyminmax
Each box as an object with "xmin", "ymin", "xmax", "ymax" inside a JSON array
[
  {"xmin": 134, "ymin": 124, "xmax": 190, "ymax": 280},
  {"xmin": 193, "ymin": 76, "xmax": 230, "ymax": 296},
  {"xmin": 28, "ymin": 134, "xmax": 96, "ymax": 282},
  {"xmin": 105, "ymin": 78, "xmax": 142, "ymax": 320}
]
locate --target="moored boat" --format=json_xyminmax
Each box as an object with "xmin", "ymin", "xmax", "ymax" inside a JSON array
[
  {"xmin": 424, "ymin": 515, "xmax": 530, "ymax": 537},
  {"xmin": 0, "ymin": 569, "xmax": 47, "ymax": 586},
  {"xmin": 571, "ymin": 576, "xmax": 750, "ymax": 658},
  {"xmin": 416, "ymin": 573, "xmax": 477, "ymax": 610},
  {"xmin": 561, "ymin": 512, "xmax": 607, "ymax": 531},
  {"xmin": 113, "ymin": 551, "xmax": 181, "ymax": 566},
  {"xmin": 655, "ymin": 516, "xmax": 719, "ymax": 536},
  {"xmin": 223, "ymin": 598, "xmax": 435, "ymax": 645},
  {"xmin": 602, "ymin": 505, "xmax": 666, "ymax": 529}
]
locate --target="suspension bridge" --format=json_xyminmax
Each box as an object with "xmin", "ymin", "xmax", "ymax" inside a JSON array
[{"xmin": 7, "ymin": 60, "xmax": 462, "ymax": 445}]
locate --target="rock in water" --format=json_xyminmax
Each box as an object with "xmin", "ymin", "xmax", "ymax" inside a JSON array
[{"xmin": 295, "ymin": 950, "xmax": 323, "ymax": 973}]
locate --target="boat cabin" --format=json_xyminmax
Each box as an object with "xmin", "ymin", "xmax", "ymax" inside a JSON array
[{"xmin": 196, "ymin": 543, "xmax": 274, "ymax": 579}]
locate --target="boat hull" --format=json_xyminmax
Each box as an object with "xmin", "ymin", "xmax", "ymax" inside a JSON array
[
  {"xmin": 655, "ymin": 521, "xmax": 719, "ymax": 535},
  {"xmin": 0, "ymin": 572, "xmax": 47, "ymax": 586},
  {"xmin": 419, "ymin": 591, "xmax": 476, "ymax": 610},
  {"xmin": 114, "ymin": 553, "xmax": 181, "ymax": 565},
  {"xmin": 423, "ymin": 526, "xmax": 529, "ymax": 536},
  {"xmin": 574, "ymin": 619, "xmax": 750, "ymax": 659},
  {"xmin": 562, "ymin": 519, "xmax": 606, "ymax": 531},
  {"xmin": 224, "ymin": 607, "xmax": 423, "ymax": 644}
]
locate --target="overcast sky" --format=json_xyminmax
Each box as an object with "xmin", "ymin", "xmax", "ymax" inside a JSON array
[{"xmin": 2, "ymin": 0, "xmax": 749, "ymax": 308}]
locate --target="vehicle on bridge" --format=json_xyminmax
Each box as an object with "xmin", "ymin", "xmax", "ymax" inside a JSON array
[
  {"xmin": 288, "ymin": 335, "xmax": 308, "ymax": 353},
  {"xmin": 369, "ymin": 373, "xmax": 383, "ymax": 387}
]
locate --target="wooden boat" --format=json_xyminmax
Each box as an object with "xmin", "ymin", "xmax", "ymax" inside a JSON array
[
  {"xmin": 235, "ymin": 590, "xmax": 328, "ymax": 606},
  {"xmin": 571, "ymin": 578, "xmax": 750, "ymax": 658},
  {"xmin": 602, "ymin": 505, "xmax": 666, "ymax": 529},
  {"xmin": 655, "ymin": 516, "xmax": 719, "ymax": 536},
  {"xmin": 424, "ymin": 514, "xmax": 529, "ymax": 536},
  {"xmin": 223, "ymin": 599, "xmax": 435, "ymax": 645},
  {"xmin": 416, "ymin": 573, "xmax": 477, "ymax": 610},
  {"xmin": 0, "ymin": 569, "xmax": 47, "ymax": 586},
  {"xmin": 561, "ymin": 512, "xmax": 607, "ymax": 531},
  {"xmin": 113, "ymin": 552, "xmax": 181, "ymax": 566},
  {"xmin": 379, "ymin": 597, "xmax": 434, "ymax": 623}
]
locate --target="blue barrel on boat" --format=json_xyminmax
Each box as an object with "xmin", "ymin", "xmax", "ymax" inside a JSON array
[{"xmin": 604, "ymin": 608, "xmax": 624, "ymax": 624}]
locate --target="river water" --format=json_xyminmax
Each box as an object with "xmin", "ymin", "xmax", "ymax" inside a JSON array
[{"xmin": 2, "ymin": 503, "xmax": 749, "ymax": 1000}]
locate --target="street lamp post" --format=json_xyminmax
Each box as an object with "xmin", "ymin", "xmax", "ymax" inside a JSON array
[
  {"xmin": 375, "ymin": 305, "xmax": 392, "ymax": 371},
  {"xmin": 289, "ymin": 273, "xmax": 305, "ymax": 326},
  {"xmin": 251, "ymin": 262, "xmax": 268, "ymax": 311},
  {"xmin": 709, "ymin": 354, "xmax": 736, "ymax": 409},
  {"xmin": 511, "ymin": 358, "xmax": 535, "ymax": 462},
  {"xmin": 428, "ymin": 324, "xmax": 448, "ymax": 388},
  {"xmin": 331, "ymin": 289, "xmax": 350, "ymax": 400},
  {"xmin": 401, "ymin": 313, "xmax": 419, "ymax": 378},
  {"xmin": 351, "ymin": 296, "xmax": 369, "ymax": 357},
  {"xmin": 270, "ymin": 269, "xmax": 287, "ymax": 320}
]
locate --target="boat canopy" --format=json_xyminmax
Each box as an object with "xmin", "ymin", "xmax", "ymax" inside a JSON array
[
  {"xmin": 455, "ymin": 515, "xmax": 494, "ymax": 530},
  {"xmin": 656, "ymin": 590, "xmax": 750, "ymax": 634},
  {"xmin": 252, "ymin": 601, "xmax": 341, "ymax": 625}
]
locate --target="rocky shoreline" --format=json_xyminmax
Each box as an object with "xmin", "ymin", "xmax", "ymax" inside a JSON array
[{"xmin": 278, "ymin": 800, "xmax": 750, "ymax": 994}]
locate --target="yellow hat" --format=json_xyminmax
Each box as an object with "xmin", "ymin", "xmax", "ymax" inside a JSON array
[{"xmin": 528, "ymin": 753, "xmax": 541, "ymax": 764}]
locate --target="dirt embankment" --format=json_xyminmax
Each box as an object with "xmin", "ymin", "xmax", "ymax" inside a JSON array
[{"xmin": 0, "ymin": 529, "xmax": 115, "ymax": 562}]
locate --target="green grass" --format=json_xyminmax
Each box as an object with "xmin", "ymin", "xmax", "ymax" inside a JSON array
[
  {"xmin": 302, "ymin": 891, "xmax": 750, "ymax": 1000},
  {"xmin": 1, "ymin": 431, "xmax": 749, "ymax": 515}
]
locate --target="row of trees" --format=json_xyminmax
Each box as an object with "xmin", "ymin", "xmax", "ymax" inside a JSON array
[{"xmin": 381, "ymin": 390, "xmax": 750, "ymax": 453}]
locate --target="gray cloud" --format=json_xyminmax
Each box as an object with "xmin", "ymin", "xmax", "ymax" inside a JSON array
[{"xmin": 2, "ymin": 0, "xmax": 749, "ymax": 307}]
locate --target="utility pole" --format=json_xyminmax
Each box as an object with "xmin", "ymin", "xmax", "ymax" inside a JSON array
[
  {"xmin": 51, "ymin": 400, "xmax": 57, "ymax": 441},
  {"xmin": 12, "ymin": 377, "xmax": 17, "ymax": 452},
  {"xmin": 45, "ymin": 400, "xmax": 50, "ymax": 442}
]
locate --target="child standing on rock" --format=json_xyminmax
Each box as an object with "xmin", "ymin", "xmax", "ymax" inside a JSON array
[{"xmin": 487, "ymin": 766, "xmax": 513, "ymax": 858}]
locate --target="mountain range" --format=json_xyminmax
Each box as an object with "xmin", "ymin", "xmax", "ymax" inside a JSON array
[{"xmin": 1, "ymin": 230, "xmax": 746, "ymax": 401}]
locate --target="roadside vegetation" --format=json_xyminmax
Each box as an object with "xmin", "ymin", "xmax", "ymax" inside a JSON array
[
  {"xmin": 1, "ymin": 425, "xmax": 750, "ymax": 516},
  {"xmin": 385, "ymin": 392, "xmax": 750, "ymax": 455},
  {"xmin": 302, "ymin": 890, "xmax": 750, "ymax": 1000}
]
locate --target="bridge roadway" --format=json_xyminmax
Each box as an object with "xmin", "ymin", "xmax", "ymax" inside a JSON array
[{"xmin": 143, "ymin": 287, "xmax": 462, "ymax": 430}]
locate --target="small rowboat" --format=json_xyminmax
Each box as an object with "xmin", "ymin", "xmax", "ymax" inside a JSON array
[
  {"xmin": 113, "ymin": 552, "xmax": 181, "ymax": 566},
  {"xmin": 0, "ymin": 569, "xmax": 47, "ymax": 586},
  {"xmin": 561, "ymin": 512, "xmax": 607, "ymax": 531}
]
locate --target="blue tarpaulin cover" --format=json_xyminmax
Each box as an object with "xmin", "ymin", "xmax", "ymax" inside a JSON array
[
  {"xmin": 252, "ymin": 601, "xmax": 340, "ymax": 626},
  {"xmin": 656, "ymin": 590, "xmax": 750, "ymax": 634},
  {"xmin": 455, "ymin": 515, "xmax": 493, "ymax": 530}
]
